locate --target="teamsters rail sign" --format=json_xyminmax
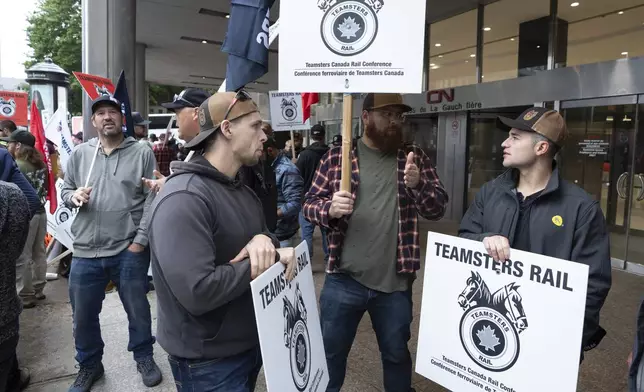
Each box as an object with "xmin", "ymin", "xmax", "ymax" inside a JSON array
[
  {"xmin": 268, "ymin": 92, "xmax": 311, "ymax": 131},
  {"xmin": 278, "ymin": 0, "xmax": 426, "ymax": 93},
  {"xmin": 416, "ymin": 232, "xmax": 589, "ymax": 392},
  {"xmin": 251, "ymin": 241, "xmax": 329, "ymax": 392}
]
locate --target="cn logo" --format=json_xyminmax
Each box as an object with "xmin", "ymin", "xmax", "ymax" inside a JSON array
[{"xmin": 427, "ymin": 89, "xmax": 455, "ymax": 104}]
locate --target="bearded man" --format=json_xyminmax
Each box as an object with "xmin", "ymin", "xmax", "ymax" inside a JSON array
[{"xmin": 302, "ymin": 93, "xmax": 449, "ymax": 392}]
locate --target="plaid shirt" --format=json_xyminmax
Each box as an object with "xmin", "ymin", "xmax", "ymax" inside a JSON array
[
  {"xmin": 303, "ymin": 142, "xmax": 448, "ymax": 274},
  {"xmin": 153, "ymin": 144, "xmax": 174, "ymax": 176}
]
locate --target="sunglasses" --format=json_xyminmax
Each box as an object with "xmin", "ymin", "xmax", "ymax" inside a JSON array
[
  {"xmin": 173, "ymin": 93, "xmax": 196, "ymax": 107},
  {"xmin": 223, "ymin": 90, "xmax": 252, "ymax": 121}
]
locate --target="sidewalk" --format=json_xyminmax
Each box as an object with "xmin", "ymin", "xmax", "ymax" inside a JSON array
[{"xmin": 18, "ymin": 225, "xmax": 642, "ymax": 391}]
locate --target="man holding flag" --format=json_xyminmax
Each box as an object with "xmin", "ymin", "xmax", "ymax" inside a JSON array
[{"xmin": 61, "ymin": 95, "xmax": 161, "ymax": 391}]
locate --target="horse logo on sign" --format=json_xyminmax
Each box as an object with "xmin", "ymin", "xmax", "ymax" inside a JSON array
[
  {"xmin": 281, "ymin": 97, "xmax": 298, "ymax": 122},
  {"xmin": 0, "ymin": 97, "xmax": 17, "ymax": 117},
  {"xmin": 283, "ymin": 283, "xmax": 311, "ymax": 391},
  {"xmin": 457, "ymin": 271, "xmax": 528, "ymax": 372}
]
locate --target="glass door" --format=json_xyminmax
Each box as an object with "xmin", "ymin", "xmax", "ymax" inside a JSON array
[
  {"xmin": 560, "ymin": 96, "xmax": 638, "ymax": 264},
  {"xmin": 626, "ymin": 96, "xmax": 644, "ymax": 265}
]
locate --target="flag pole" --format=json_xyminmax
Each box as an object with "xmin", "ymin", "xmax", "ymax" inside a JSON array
[
  {"xmin": 184, "ymin": 18, "xmax": 281, "ymax": 163},
  {"xmin": 340, "ymin": 93, "xmax": 353, "ymax": 192}
]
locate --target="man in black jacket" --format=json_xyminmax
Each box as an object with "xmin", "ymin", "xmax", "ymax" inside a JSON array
[
  {"xmin": 296, "ymin": 124, "xmax": 330, "ymax": 260},
  {"xmin": 0, "ymin": 181, "xmax": 32, "ymax": 392},
  {"xmin": 148, "ymin": 91, "xmax": 295, "ymax": 391},
  {"xmin": 459, "ymin": 107, "xmax": 612, "ymax": 359}
]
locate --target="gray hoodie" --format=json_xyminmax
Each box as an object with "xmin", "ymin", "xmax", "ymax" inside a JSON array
[{"xmin": 61, "ymin": 136, "xmax": 156, "ymax": 258}]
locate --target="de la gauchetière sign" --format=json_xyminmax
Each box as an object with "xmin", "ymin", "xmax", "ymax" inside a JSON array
[{"xmin": 405, "ymin": 89, "xmax": 483, "ymax": 115}]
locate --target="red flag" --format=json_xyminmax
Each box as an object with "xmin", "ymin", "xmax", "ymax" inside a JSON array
[
  {"xmin": 301, "ymin": 93, "xmax": 319, "ymax": 123},
  {"xmin": 30, "ymin": 98, "xmax": 57, "ymax": 214}
]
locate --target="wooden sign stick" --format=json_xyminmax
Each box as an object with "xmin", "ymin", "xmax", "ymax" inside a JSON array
[{"xmin": 340, "ymin": 93, "xmax": 353, "ymax": 192}]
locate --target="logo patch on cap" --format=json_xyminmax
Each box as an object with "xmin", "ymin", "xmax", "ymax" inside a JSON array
[
  {"xmin": 198, "ymin": 108, "xmax": 207, "ymax": 126},
  {"xmin": 523, "ymin": 110, "xmax": 539, "ymax": 121}
]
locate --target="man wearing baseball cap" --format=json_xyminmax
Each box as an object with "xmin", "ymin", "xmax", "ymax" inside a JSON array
[
  {"xmin": 141, "ymin": 88, "xmax": 210, "ymax": 192},
  {"xmin": 61, "ymin": 95, "xmax": 162, "ymax": 391},
  {"xmin": 132, "ymin": 112, "xmax": 152, "ymax": 147},
  {"xmin": 459, "ymin": 107, "xmax": 612, "ymax": 360},
  {"xmin": 303, "ymin": 93, "xmax": 449, "ymax": 392},
  {"xmin": 161, "ymin": 88, "xmax": 209, "ymax": 143},
  {"xmin": 148, "ymin": 91, "xmax": 295, "ymax": 390}
]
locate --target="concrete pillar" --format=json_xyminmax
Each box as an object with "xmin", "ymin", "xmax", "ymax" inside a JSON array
[
  {"xmin": 135, "ymin": 43, "xmax": 148, "ymax": 117},
  {"xmin": 81, "ymin": 0, "xmax": 108, "ymax": 139},
  {"xmin": 108, "ymin": 0, "xmax": 136, "ymax": 94},
  {"xmin": 81, "ymin": 0, "xmax": 136, "ymax": 139}
]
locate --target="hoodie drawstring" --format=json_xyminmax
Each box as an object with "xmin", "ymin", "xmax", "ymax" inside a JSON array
[{"xmin": 113, "ymin": 149, "xmax": 120, "ymax": 175}]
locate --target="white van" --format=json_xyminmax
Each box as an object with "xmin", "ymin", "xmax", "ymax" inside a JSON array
[{"xmin": 148, "ymin": 113, "xmax": 184, "ymax": 143}]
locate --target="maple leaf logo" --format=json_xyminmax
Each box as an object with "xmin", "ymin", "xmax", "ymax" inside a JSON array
[
  {"xmin": 476, "ymin": 325, "xmax": 501, "ymax": 352},
  {"xmin": 297, "ymin": 340, "xmax": 306, "ymax": 368},
  {"xmin": 337, "ymin": 17, "xmax": 361, "ymax": 39}
]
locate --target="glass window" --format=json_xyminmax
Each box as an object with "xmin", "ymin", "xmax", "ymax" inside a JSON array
[
  {"xmin": 483, "ymin": 0, "xmax": 550, "ymax": 82},
  {"xmin": 428, "ymin": 10, "xmax": 477, "ymax": 89},
  {"xmin": 466, "ymin": 107, "xmax": 531, "ymax": 205},
  {"xmin": 560, "ymin": 2, "xmax": 644, "ymax": 67},
  {"xmin": 404, "ymin": 117, "xmax": 438, "ymax": 164}
]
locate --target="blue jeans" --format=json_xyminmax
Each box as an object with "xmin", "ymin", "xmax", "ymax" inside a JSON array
[
  {"xmin": 299, "ymin": 211, "xmax": 328, "ymax": 261},
  {"xmin": 320, "ymin": 273, "xmax": 413, "ymax": 392},
  {"xmin": 168, "ymin": 346, "xmax": 262, "ymax": 392},
  {"xmin": 69, "ymin": 248, "xmax": 155, "ymax": 367}
]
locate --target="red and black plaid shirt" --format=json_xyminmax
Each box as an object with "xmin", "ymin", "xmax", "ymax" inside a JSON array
[
  {"xmin": 153, "ymin": 144, "xmax": 174, "ymax": 176},
  {"xmin": 303, "ymin": 143, "xmax": 448, "ymax": 274}
]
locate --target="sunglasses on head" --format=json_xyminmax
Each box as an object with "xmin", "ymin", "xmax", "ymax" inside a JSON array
[
  {"xmin": 173, "ymin": 93, "xmax": 196, "ymax": 107},
  {"xmin": 223, "ymin": 90, "xmax": 252, "ymax": 121}
]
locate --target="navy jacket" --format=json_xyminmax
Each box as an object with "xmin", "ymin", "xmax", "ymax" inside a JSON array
[
  {"xmin": 459, "ymin": 165, "xmax": 612, "ymax": 351},
  {"xmin": 271, "ymin": 153, "xmax": 303, "ymax": 241},
  {"xmin": 0, "ymin": 148, "xmax": 40, "ymax": 218}
]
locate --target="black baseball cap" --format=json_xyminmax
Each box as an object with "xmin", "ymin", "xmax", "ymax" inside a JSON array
[
  {"xmin": 91, "ymin": 95, "xmax": 121, "ymax": 114},
  {"xmin": 162, "ymin": 88, "xmax": 210, "ymax": 112},
  {"xmin": 310, "ymin": 124, "xmax": 325, "ymax": 137},
  {"xmin": 497, "ymin": 107, "xmax": 568, "ymax": 147},
  {"xmin": 0, "ymin": 130, "xmax": 36, "ymax": 147},
  {"xmin": 132, "ymin": 112, "xmax": 151, "ymax": 126}
]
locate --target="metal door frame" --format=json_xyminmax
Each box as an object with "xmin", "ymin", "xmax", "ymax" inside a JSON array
[{"xmin": 561, "ymin": 95, "xmax": 643, "ymax": 270}]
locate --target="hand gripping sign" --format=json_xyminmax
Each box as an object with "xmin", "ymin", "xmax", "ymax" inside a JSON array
[{"xmin": 251, "ymin": 241, "xmax": 329, "ymax": 392}]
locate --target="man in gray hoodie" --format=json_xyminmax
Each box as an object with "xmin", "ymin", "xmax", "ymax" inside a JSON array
[{"xmin": 61, "ymin": 96, "xmax": 161, "ymax": 392}]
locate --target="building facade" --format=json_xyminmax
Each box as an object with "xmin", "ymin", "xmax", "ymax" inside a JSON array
[{"xmin": 312, "ymin": 0, "xmax": 644, "ymax": 272}]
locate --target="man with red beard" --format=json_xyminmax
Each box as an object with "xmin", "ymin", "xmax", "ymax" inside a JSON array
[{"xmin": 303, "ymin": 93, "xmax": 448, "ymax": 392}]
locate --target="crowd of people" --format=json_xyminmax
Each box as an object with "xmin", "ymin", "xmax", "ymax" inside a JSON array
[{"xmin": 0, "ymin": 87, "xmax": 642, "ymax": 392}]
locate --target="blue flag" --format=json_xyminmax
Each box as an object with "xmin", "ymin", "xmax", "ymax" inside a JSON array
[
  {"xmin": 222, "ymin": 0, "xmax": 276, "ymax": 92},
  {"xmin": 113, "ymin": 70, "xmax": 135, "ymax": 138}
]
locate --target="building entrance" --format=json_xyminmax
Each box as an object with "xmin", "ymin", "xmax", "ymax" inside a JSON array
[{"xmin": 560, "ymin": 96, "xmax": 644, "ymax": 268}]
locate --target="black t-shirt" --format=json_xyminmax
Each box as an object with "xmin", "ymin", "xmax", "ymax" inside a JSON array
[{"xmin": 511, "ymin": 190, "xmax": 543, "ymax": 252}]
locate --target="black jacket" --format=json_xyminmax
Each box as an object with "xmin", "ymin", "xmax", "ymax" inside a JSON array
[
  {"xmin": 296, "ymin": 142, "xmax": 329, "ymax": 197},
  {"xmin": 459, "ymin": 165, "xmax": 612, "ymax": 351},
  {"xmin": 240, "ymin": 161, "xmax": 278, "ymax": 232},
  {"xmin": 0, "ymin": 181, "xmax": 30, "ymax": 345},
  {"xmin": 148, "ymin": 155, "xmax": 279, "ymax": 359}
]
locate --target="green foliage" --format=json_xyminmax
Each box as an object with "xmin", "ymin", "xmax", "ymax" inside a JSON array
[
  {"xmin": 24, "ymin": 0, "xmax": 190, "ymax": 115},
  {"xmin": 24, "ymin": 0, "xmax": 82, "ymax": 114}
]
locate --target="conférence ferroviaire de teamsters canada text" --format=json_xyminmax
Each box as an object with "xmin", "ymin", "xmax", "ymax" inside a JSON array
[{"xmin": 293, "ymin": 61, "xmax": 405, "ymax": 77}]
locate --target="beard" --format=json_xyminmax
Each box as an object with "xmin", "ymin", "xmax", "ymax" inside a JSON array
[
  {"xmin": 98, "ymin": 121, "xmax": 123, "ymax": 138},
  {"xmin": 364, "ymin": 123, "xmax": 403, "ymax": 154}
]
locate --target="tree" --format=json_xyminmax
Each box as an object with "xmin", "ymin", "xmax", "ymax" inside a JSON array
[
  {"xmin": 24, "ymin": 0, "xmax": 189, "ymax": 115},
  {"xmin": 25, "ymin": 0, "xmax": 83, "ymax": 115}
]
